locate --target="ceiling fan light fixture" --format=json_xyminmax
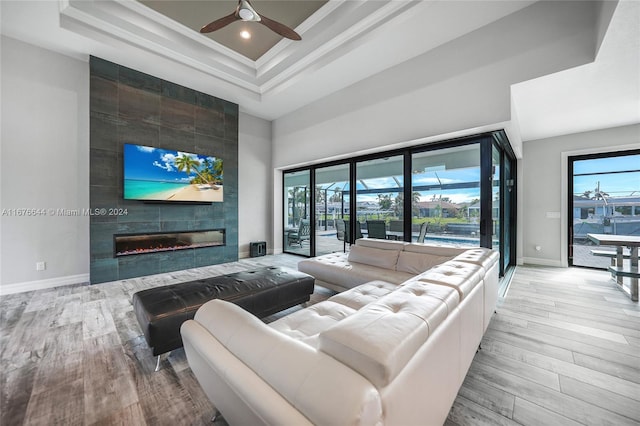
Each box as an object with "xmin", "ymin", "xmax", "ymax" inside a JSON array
[
  {"xmin": 200, "ymin": 0, "xmax": 301, "ymax": 40},
  {"xmin": 238, "ymin": 0, "xmax": 260, "ymax": 21}
]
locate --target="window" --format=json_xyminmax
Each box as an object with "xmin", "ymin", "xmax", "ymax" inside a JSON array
[
  {"xmin": 282, "ymin": 131, "xmax": 517, "ymax": 285},
  {"xmin": 411, "ymin": 145, "xmax": 480, "ymax": 245}
]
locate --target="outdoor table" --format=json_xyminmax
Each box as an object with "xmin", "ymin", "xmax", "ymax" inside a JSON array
[{"xmin": 587, "ymin": 233, "xmax": 639, "ymax": 301}]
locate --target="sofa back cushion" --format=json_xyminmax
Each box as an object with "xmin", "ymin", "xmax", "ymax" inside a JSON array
[
  {"xmin": 347, "ymin": 244, "xmax": 400, "ymax": 270},
  {"xmin": 319, "ymin": 291, "xmax": 449, "ymax": 388},
  {"xmin": 403, "ymin": 243, "xmax": 466, "ymax": 257},
  {"xmin": 395, "ymin": 250, "xmax": 453, "ymax": 274},
  {"xmin": 356, "ymin": 238, "xmax": 406, "ymax": 251}
]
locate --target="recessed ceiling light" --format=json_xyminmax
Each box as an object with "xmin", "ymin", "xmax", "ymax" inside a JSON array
[{"xmin": 240, "ymin": 30, "xmax": 251, "ymax": 40}]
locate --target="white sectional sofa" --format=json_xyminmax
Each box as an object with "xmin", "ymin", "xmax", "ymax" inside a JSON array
[
  {"xmin": 181, "ymin": 239, "xmax": 499, "ymax": 425},
  {"xmin": 297, "ymin": 238, "xmax": 472, "ymax": 292}
]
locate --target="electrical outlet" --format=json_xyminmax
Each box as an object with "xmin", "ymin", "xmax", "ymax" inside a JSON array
[{"xmin": 36, "ymin": 261, "xmax": 46, "ymax": 271}]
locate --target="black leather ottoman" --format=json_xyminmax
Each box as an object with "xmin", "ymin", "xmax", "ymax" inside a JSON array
[{"xmin": 133, "ymin": 266, "xmax": 315, "ymax": 363}]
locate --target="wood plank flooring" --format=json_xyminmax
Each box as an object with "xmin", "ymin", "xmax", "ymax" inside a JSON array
[{"xmin": 1, "ymin": 258, "xmax": 639, "ymax": 425}]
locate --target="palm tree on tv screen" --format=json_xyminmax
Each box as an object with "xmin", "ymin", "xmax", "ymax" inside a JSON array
[
  {"xmin": 175, "ymin": 153, "xmax": 222, "ymax": 189},
  {"xmin": 175, "ymin": 154, "xmax": 200, "ymax": 176}
]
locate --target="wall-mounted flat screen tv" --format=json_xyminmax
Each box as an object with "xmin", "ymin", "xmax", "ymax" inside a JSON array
[{"xmin": 123, "ymin": 143, "xmax": 223, "ymax": 203}]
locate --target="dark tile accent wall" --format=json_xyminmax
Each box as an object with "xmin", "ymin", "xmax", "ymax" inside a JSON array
[{"xmin": 89, "ymin": 56, "xmax": 238, "ymax": 284}]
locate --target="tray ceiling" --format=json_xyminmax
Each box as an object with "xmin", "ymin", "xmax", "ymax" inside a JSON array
[{"xmin": 140, "ymin": 1, "xmax": 327, "ymax": 61}]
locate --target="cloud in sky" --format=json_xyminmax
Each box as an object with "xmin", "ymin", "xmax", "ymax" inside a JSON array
[
  {"xmin": 136, "ymin": 145, "xmax": 155, "ymax": 153},
  {"xmin": 153, "ymin": 160, "xmax": 173, "ymax": 172}
]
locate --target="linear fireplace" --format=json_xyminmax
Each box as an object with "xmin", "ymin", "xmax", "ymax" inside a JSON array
[{"xmin": 114, "ymin": 229, "xmax": 225, "ymax": 257}]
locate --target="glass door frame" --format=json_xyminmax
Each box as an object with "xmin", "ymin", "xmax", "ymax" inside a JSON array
[{"xmin": 567, "ymin": 148, "xmax": 640, "ymax": 268}]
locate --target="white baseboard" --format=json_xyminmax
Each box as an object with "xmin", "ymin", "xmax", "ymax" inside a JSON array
[
  {"xmin": 521, "ymin": 257, "xmax": 564, "ymax": 267},
  {"xmin": 0, "ymin": 273, "xmax": 89, "ymax": 296}
]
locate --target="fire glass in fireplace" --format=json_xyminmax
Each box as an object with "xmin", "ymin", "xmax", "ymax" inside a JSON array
[{"xmin": 114, "ymin": 229, "xmax": 225, "ymax": 257}]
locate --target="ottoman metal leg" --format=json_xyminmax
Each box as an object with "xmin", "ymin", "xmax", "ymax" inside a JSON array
[{"xmin": 155, "ymin": 353, "xmax": 168, "ymax": 372}]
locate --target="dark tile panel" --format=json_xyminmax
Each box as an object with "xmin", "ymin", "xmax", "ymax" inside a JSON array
[
  {"xmin": 119, "ymin": 121, "xmax": 160, "ymax": 148},
  {"xmin": 159, "ymin": 126, "xmax": 195, "ymax": 153},
  {"xmin": 224, "ymin": 105, "xmax": 239, "ymax": 140},
  {"xmin": 195, "ymin": 106, "xmax": 225, "ymax": 138},
  {"xmin": 159, "ymin": 205, "xmax": 196, "ymax": 222},
  {"xmin": 118, "ymin": 85, "xmax": 161, "ymax": 126},
  {"xmin": 89, "ymin": 258, "xmax": 119, "ymax": 284},
  {"xmin": 90, "ymin": 57, "xmax": 238, "ymax": 283},
  {"xmin": 119, "ymin": 65, "xmax": 161, "ymax": 93},
  {"xmin": 161, "ymin": 81, "xmax": 196, "ymax": 105},
  {"xmin": 90, "ymin": 76, "xmax": 118, "ymax": 116},
  {"xmin": 90, "ymin": 112, "xmax": 120, "ymax": 152},
  {"xmin": 90, "ymin": 185, "xmax": 120, "ymax": 211},
  {"xmin": 115, "ymin": 204, "xmax": 161, "ymax": 223},
  {"xmin": 90, "ymin": 149, "xmax": 119, "ymax": 188},
  {"xmin": 90, "ymin": 56, "xmax": 118, "ymax": 81},
  {"xmin": 116, "ymin": 222, "xmax": 161, "ymax": 235},
  {"xmin": 158, "ymin": 250, "xmax": 195, "ymax": 273},
  {"xmin": 194, "ymin": 134, "xmax": 226, "ymax": 159},
  {"xmin": 90, "ymin": 223, "xmax": 119, "ymax": 259},
  {"xmin": 194, "ymin": 204, "xmax": 223, "ymax": 220},
  {"xmin": 159, "ymin": 221, "xmax": 197, "ymax": 232},
  {"xmin": 194, "ymin": 246, "xmax": 225, "ymax": 267},
  {"xmin": 160, "ymin": 97, "xmax": 195, "ymax": 133},
  {"xmin": 118, "ymin": 255, "xmax": 160, "ymax": 280}
]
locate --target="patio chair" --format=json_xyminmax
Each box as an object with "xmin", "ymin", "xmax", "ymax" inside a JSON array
[
  {"xmin": 343, "ymin": 220, "xmax": 363, "ymax": 248},
  {"xmin": 367, "ymin": 220, "xmax": 387, "ymax": 239},
  {"xmin": 388, "ymin": 220, "xmax": 404, "ymax": 240},
  {"xmin": 288, "ymin": 219, "xmax": 310, "ymax": 247},
  {"xmin": 417, "ymin": 222, "xmax": 429, "ymax": 243}
]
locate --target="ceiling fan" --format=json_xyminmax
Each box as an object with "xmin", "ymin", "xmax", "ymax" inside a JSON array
[{"xmin": 200, "ymin": 0, "xmax": 302, "ymax": 40}]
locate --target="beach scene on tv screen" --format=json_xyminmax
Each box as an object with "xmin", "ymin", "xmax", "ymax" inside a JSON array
[{"xmin": 124, "ymin": 144, "xmax": 223, "ymax": 202}]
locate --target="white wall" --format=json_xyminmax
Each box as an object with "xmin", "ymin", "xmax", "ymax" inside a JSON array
[
  {"xmin": 238, "ymin": 112, "xmax": 273, "ymax": 257},
  {"xmin": 520, "ymin": 124, "xmax": 640, "ymax": 267},
  {"xmin": 1, "ymin": 36, "xmax": 90, "ymax": 294}
]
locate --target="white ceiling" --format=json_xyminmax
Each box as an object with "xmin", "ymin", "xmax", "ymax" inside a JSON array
[{"xmin": 1, "ymin": 0, "xmax": 638, "ymax": 151}]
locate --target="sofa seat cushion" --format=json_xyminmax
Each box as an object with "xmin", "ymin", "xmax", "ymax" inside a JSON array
[
  {"xmin": 414, "ymin": 261, "xmax": 483, "ymax": 300},
  {"xmin": 347, "ymin": 244, "xmax": 400, "ymax": 270},
  {"xmin": 319, "ymin": 291, "xmax": 449, "ymax": 388},
  {"xmin": 452, "ymin": 248, "xmax": 500, "ymax": 276},
  {"xmin": 329, "ymin": 280, "xmax": 397, "ymax": 310},
  {"xmin": 396, "ymin": 280, "xmax": 459, "ymax": 314},
  {"xmin": 298, "ymin": 253, "xmax": 414, "ymax": 290},
  {"xmin": 269, "ymin": 301, "xmax": 356, "ymax": 348}
]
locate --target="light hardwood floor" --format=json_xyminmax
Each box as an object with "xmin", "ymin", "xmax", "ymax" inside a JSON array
[{"xmin": 1, "ymin": 256, "xmax": 639, "ymax": 425}]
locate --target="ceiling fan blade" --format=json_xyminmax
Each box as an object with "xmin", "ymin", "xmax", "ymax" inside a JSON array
[
  {"xmin": 200, "ymin": 12, "xmax": 239, "ymax": 33},
  {"xmin": 258, "ymin": 14, "xmax": 301, "ymax": 40}
]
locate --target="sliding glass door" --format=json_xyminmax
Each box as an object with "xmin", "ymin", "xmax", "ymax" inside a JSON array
[
  {"xmin": 283, "ymin": 170, "xmax": 311, "ymax": 256},
  {"xmin": 569, "ymin": 150, "xmax": 640, "ymax": 268},
  {"xmin": 314, "ymin": 164, "xmax": 350, "ymax": 255}
]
